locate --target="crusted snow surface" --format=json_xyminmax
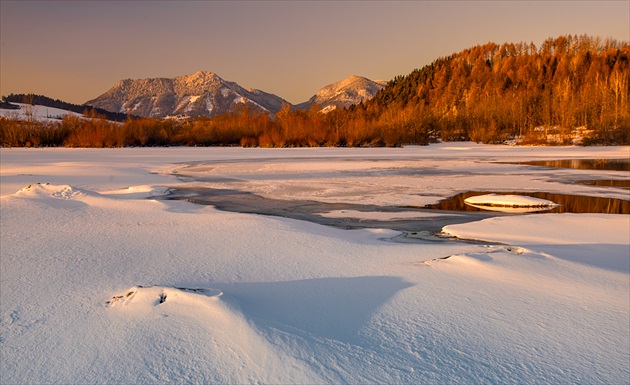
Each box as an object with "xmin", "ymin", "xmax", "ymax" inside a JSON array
[{"xmin": 1, "ymin": 144, "xmax": 629, "ymax": 384}]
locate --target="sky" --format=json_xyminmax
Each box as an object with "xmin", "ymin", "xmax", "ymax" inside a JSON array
[{"xmin": 1, "ymin": 1, "xmax": 629, "ymax": 105}]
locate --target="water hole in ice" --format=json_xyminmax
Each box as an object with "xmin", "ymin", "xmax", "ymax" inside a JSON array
[
  {"xmin": 422, "ymin": 190, "xmax": 629, "ymax": 214},
  {"xmin": 508, "ymin": 158, "xmax": 630, "ymax": 172}
]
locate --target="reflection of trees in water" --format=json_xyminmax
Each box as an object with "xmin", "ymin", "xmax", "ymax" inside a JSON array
[
  {"xmin": 426, "ymin": 191, "xmax": 629, "ymax": 214},
  {"xmin": 576, "ymin": 180, "xmax": 630, "ymax": 190},
  {"xmin": 520, "ymin": 159, "xmax": 630, "ymax": 172}
]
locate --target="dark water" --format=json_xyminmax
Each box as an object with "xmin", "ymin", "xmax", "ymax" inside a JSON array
[
  {"xmin": 516, "ymin": 158, "xmax": 630, "ymax": 172},
  {"xmin": 166, "ymin": 187, "xmax": 497, "ymax": 234},
  {"xmin": 168, "ymin": 158, "xmax": 629, "ymax": 238},
  {"xmin": 423, "ymin": 191, "xmax": 630, "ymax": 214},
  {"xmin": 575, "ymin": 179, "xmax": 630, "ymax": 190}
]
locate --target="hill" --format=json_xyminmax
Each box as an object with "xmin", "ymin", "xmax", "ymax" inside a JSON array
[
  {"xmin": 296, "ymin": 75, "xmax": 386, "ymax": 113},
  {"xmin": 2, "ymin": 94, "xmax": 132, "ymax": 122},
  {"xmin": 357, "ymin": 35, "xmax": 629, "ymax": 144}
]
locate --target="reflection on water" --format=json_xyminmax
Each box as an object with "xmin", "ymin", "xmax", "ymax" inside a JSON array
[
  {"xmin": 425, "ymin": 191, "xmax": 629, "ymax": 214},
  {"xmin": 517, "ymin": 158, "xmax": 630, "ymax": 171},
  {"xmin": 463, "ymin": 203, "xmax": 557, "ymax": 213},
  {"xmin": 575, "ymin": 179, "xmax": 630, "ymax": 190}
]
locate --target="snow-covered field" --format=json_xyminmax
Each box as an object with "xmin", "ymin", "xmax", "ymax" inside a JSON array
[
  {"xmin": 1, "ymin": 143, "xmax": 628, "ymax": 384},
  {"xmin": 0, "ymin": 103, "xmax": 83, "ymax": 122}
]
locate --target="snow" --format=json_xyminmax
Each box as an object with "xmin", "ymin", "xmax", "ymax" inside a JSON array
[
  {"xmin": 464, "ymin": 194, "xmax": 557, "ymax": 207},
  {"xmin": 174, "ymin": 95, "xmax": 197, "ymax": 113},
  {"xmin": 0, "ymin": 102, "xmax": 83, "ymax": 122},
  {"xmin": 1, "ymin": 143, "xmax": 629, "ymax": 384},
  {"xmin": 205, "ymin": 95, "xmax": 214, "ymax": 113},
  {"xmin": 464, "ymin": 193, "xmax": 559, "ymax": 212},
  {"xmin": 443, "ymin": 213, "xmax": 630, "ymax": 273}
]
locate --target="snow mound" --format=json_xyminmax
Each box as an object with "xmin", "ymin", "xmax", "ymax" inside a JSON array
[
  {"xmin": 100, "ymin": 185, "xmax": 170, "ymax": 199},
  {"xmin": 443, "ymin": 213, "xmax": 630, "ymax": 272},
  {"xmin": 421, "ymin": 245, "xmax": 537, "ymax": 266},
  {"xmin": 105, "ymin": 285, "xmax": 222, "ymax": 308},
  {"xmin": 14, "ymin": 183, "xmax": 89, "ymax": 200},
  {"xmin": 101, "ymin": 285, "xmax": 317, "ymax": 382},
  {"xmin": 464, "ymin": 194, "xmax": 558, "ymax": 212}
]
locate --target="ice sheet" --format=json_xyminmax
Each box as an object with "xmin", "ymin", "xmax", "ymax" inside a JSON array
[{"xmin": 1, "ymin": 143, "xmax": 628, "ymax": 383}]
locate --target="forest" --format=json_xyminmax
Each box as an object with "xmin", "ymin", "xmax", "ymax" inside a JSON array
[{"xmin": 1, "ymin": 35, "xmax": 628, "ymax": 147}]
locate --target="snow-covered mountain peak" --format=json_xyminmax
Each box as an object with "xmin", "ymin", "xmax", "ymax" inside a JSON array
[
  {"xmin": 180, "ymin": 70, "xmax": 222, "ymax": 86},
  {"xmin": 297, "ymin": 75, "xmax": 386, "ymax": 112},
  {"xmin": 86, "ymin": 71, "xmax": 287, "ymax": 118}
]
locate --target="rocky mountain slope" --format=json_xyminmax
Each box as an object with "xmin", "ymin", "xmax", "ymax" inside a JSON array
[
  {"xmin": 296, "ymin": 75, "xmax": 387, "ymax": 113},
  {"xmin": 85, "ymin": 71, "xmax": 288, "ymax": 118},
  {"xmin": 85, "ymin": 72, "xmax": 386, "ymax": 118}
]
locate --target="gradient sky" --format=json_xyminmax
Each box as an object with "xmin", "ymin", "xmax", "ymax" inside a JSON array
[{"xmin": 1, "ymin": 1, "xmax": 628, "ymax": 105}]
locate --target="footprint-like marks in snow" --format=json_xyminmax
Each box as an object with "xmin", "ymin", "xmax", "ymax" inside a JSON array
[{"xmin": 105, "ymin": 286, "xmax": 223, "ymax": 307}]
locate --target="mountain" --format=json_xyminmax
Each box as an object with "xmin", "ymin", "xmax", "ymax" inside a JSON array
[
  {"xmin": 296, "ymin": 75, "xmax": 387, "ymax": 113},
  {"xmin": 85, "ymin": 71, "xmax": 288, "ymax": 118}
]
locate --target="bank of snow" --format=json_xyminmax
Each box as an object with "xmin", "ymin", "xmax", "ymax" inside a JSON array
[{"xmin": 443, "ymin": 213, "xmax": 630, "ymax": 273}]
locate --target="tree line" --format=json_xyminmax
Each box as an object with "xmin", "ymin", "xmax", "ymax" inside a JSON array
[
  {"xmin": 359, "ymin": 34, "xmax": 629, "ymax": 145},
  {"xmin": 0, "ymin": 105, "xmax": 426, "ymax": 148},
  {"xmin": 1, "ymin": 35, "xmax": 628, "ymax": 147}
]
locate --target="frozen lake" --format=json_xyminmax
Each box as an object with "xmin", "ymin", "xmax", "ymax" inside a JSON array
[{"xmin": 1, "ymin": 143, "xmax": 629, "ymax": 384}]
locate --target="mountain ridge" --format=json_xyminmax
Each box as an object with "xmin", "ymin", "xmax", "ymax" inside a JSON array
[
  {"xmin": 85, "ymin": 71, "xmax": 289, "ymax": 118},
  {"xmin": 85, "ymin": 71, "xmax": 385, "ymax": 118}
]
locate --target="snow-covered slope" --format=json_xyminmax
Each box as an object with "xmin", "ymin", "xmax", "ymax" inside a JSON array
[
  {"xmin": 1, "ymin": 144, "xmax": 628, "ymax": 384},
  {"xmin": 85, "ymin": 71, "xmax": 288, "ymax": 118},
  {"xmin": 0, "ymin": 102, "xmax": 83, "ymax": 122},
  {"xmin": 297, "ymin": 75, "xmax": 387, "ymax": 112}
]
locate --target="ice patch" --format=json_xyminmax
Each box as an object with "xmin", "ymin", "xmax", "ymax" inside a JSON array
[
  {"xmin": 319, "ymin": 210, "xmax": 459, "ymax": 221},
  {"xmin": 464, "ymin": 194, "xmax": 559, "ymax": 212}
]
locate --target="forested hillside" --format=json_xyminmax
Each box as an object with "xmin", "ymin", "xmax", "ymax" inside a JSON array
[
  {"xmin": 356, "ymin": 35, "xmax": 629, "ymax": 144},
  {"xmin": 2, "ymin": 35, "xmax": 628, "ymax": 147}
]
